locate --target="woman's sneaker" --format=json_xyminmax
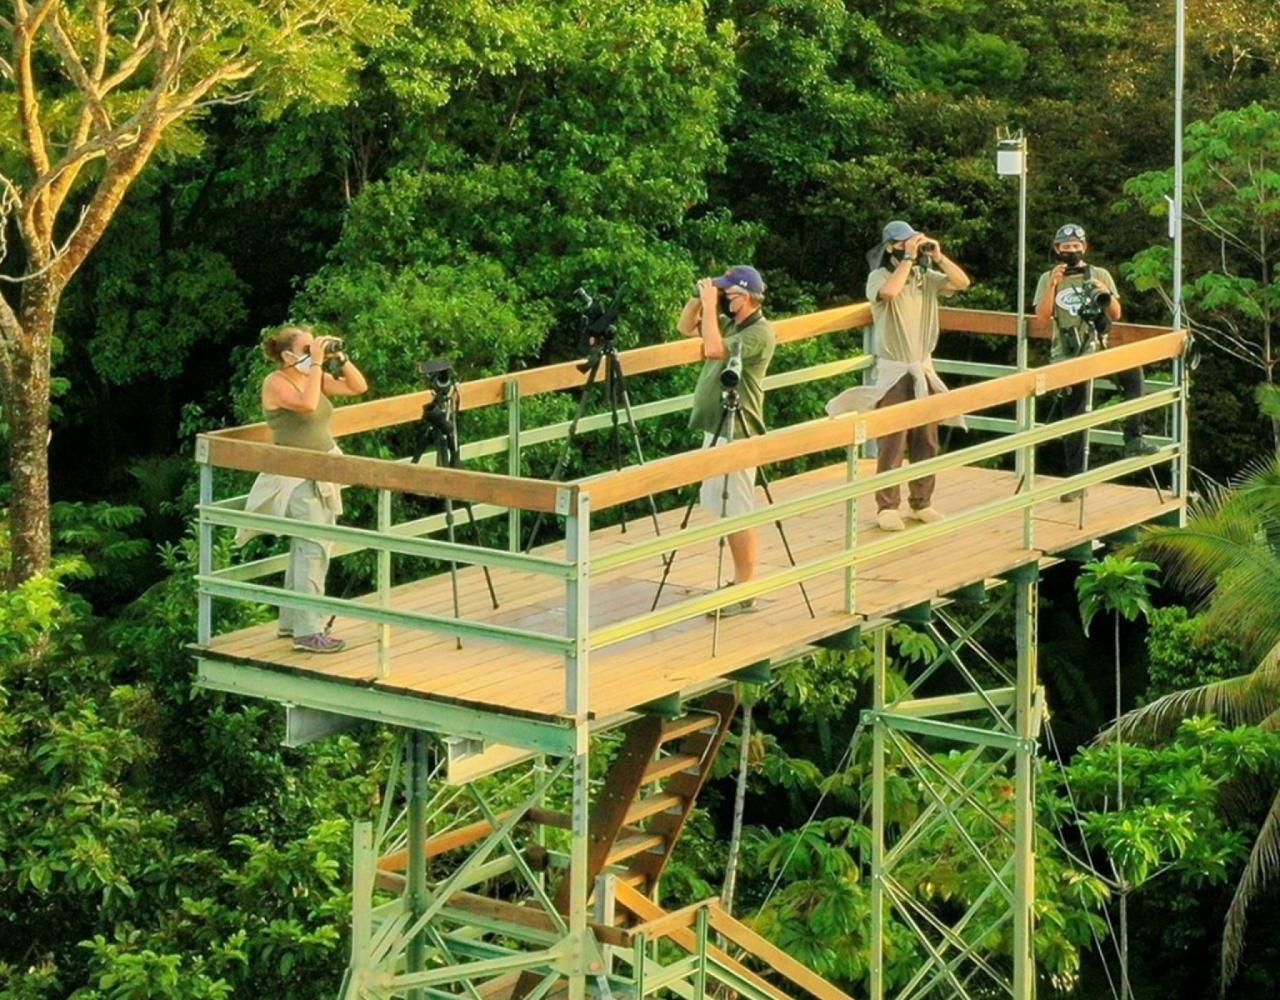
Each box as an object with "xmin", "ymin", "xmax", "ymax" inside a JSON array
[{"xmin": 292, "ymin": 633, "xmax": 346, "ymax": 654}]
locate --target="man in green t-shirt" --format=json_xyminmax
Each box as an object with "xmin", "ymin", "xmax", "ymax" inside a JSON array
[
  {"xmin": 1033, "ymin": 223, "xmax": 1154, "ymax": 499},
  {"xmin": 676, "ymin": 265, "xmax": 776, "ymax": 616}
]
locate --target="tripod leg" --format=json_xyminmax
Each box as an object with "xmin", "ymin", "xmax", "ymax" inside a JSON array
[
  {"xmin": 755, "ymin": 466, "xmax": 816, "ymax": 619},
  {"xmin": 444, "ymin": 498, "xmax": 463, "ymax": 650},
  {"xmin": 606, "ymin": 357, "xmax": 629, "ymax": 535},
  {"xmin": 648, "ymin": 491, "xmax": 703, "ymax": 612},
  {"xmin": 524, "ymin": 358, "xmax": 605, "ymax": 553},
  {"xmin": 610, "ymin": 353, "xmax": 665, "ymax": 542},
  {"xmin": 1077, "ymin": 377, "xmax": 1094, "ymax": 532},
  {"xmin": 459, "ymin": 499, "xmax": 500, "ymax": 610},
  {"xmin": 650, "ymin": 410, "xmax": 732, "ymax": 613}
]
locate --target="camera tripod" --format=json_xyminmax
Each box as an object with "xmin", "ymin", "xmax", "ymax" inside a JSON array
[
  {"xmin": 523, "ymin": 291, "xmax": 664, "ymax": 553},
  {"xmin": 414, "ymin": 385, "xmax": 500, "ymax": 648},
  {"xmin": 649, "ymin": 385, "xmax": 815, "ymax": 654},
  {"xmin": 1060, "ymin": 320, "xmax": 1164, "ymax": 530}
]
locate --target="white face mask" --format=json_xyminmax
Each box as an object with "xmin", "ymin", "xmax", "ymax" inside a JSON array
[{"xmin": 286, "ymin": 351, "xmax": 313, "ymax": 374}]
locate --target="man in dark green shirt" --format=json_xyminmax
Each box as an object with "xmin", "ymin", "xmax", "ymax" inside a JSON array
[{"xmin": 676, "ymin": 265, "xmax": 776, "ymax": 615}]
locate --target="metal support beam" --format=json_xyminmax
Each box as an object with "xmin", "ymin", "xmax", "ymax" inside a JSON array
[
  {"xmin": 1012, "ymin": 572, "xmax": 1039, "ymax": 1000},
  {"xmin": 195, "ymin": 659, "xmax": 576, "ymax": 756},
  {"xmin": 284, "ymin": 705, "xmax": 359, "ymax": 748},
  {"xmin": 407, "ymin": 731, "xmax": 430, "ymax": 1000},
  {"xmin": 867, "ymin": 565, "xmax": 1042, "ymax": 999},
  {"xmin": 869, "ymin": 629, "xmax": 886, "ymax": 1000}
]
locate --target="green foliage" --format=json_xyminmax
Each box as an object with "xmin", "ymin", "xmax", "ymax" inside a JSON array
[
  {"xmin": 1144, "ymin": 605, "xmax": 1245, "ymax": 701},
  {"xmin": 1118, "ymin": 103, "xmax": 1280, "ymax": 449},
  {"xmin": 1055, "ymin": 718, "xmax": 1274, "ymax": 888},
  {"xmin": 1075, "ymin": 554, "xmax": 1160, "ymax": 636}
]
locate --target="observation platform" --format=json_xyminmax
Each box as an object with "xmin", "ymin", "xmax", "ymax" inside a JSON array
[
  {"xmin": 201, "ymin": 462, "xmax": 1176, "ymax": 723},
  {"xmin": 192, "ymin": 303, "xmax": 1189, "ymax": 760}
]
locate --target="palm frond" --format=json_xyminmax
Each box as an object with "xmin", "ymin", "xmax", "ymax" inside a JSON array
[
  {"xmin": 1220, "ymin": 790, "xmax": 1280, "ymax": 994},
  {"xmin": 1102, "ymin": 673, "xmax": 1279, "ymax": 744}
]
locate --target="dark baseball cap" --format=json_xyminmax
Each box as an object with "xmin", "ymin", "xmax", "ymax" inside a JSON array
[
  {"xmin": 712, "ymin": 265, "xmax": 766, "ymax": 295},
  {"xmin": 1053, "ymin": 223, "xmax": 1087, "ymax": 244}
]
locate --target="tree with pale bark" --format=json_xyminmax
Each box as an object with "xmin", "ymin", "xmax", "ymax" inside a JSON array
[{"xmin": 0, "ymin": 0, "xmax": 393, "ymax": 586}]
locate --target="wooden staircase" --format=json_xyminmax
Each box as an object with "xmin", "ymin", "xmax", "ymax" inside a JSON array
[{"xmin": 552, "ymin": 689, "xmax": 739, "ymax": 910}]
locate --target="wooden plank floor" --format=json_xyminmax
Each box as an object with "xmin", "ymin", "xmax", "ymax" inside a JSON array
[{"xmin": 201, "ymin": 462, "xmax": 1179, "ymax": 721}]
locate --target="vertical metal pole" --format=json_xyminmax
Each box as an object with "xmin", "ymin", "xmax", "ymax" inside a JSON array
[
  {"xmin": 861, "ymin": 325, "xmax": 879, "ymax": 460},
  {"xmin": 1171, "ymin": 0, "xmax": 1189, "ymax": 515},
  {"xmin": 595, "ymin": 873, "xmax": 617, "ymax": 975},
  {"xmin": 197, "ymin": 460, "xmax": 213, "ymax": 645},
  {"xmin": 869, "ymin": 627, "xmax": 887, "ymax": 1000},
  {"xmin": 844, "ymin": 440, "xmax": 859, "ymax": 614},
  {"xmin": 377, "ymin": 488, "xmax": 392, "ymax": 678},
  {"xmin": 406, "ymin": 731, "xmax": 429, "ymax": 1000},
  {"xmin": 1022, "ymin": 393, "xmax": 1036, "ymax": 551},
  {"xmin": 1012, "ymin": 569, "xmax": 1039, "ymax": 1000},
  {"xmin": 349, "ymin": 820, "xmax": 374, "ymax": 990},
  {"xmin": 1012, "ymin": 135, "xmax": 1031, "ymax": 486},
  {"xmin": 694, "ymin": 906, "xmax": 709, "ymax": 1000},
  {"xmin": 566, "ymin": 491, "xmax": 591, "ymax": 1000},
  {"xmin": 507, "ymin": 379, "xmax": 523, "ymax": 552}
]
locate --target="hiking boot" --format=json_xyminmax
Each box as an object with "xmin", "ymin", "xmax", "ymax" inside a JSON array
[{"xmin": 292, "ymin": 632, "xmax": 346, "ymax": 654}]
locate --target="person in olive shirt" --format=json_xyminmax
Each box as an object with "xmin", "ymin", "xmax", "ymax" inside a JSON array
[
  {"xmin": 1033, "ymin": 223, "xmax": 1154, "ymax": 500},
  {"xmin": 676, "ymin": 265, "xmax": 776, "ymax": 616}
]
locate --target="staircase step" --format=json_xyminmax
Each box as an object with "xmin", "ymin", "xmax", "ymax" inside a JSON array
[
  {"xmin": 660, "ymin": 712, "xmax": 719, "ymax": 744},
  {"xmin": 526, "ymin": 807, "xmax": 571, "ymax": 830},
  {"xmin": 641, "ymin": 753, "xmax": 699, "ymax": 785},
  {"xmin": 624, "ymin": 792, "xmax": 684, "ymax": 826},
  {"xmin": 605, "ymin": 831, "xmax": 665, "ymax": 866}
]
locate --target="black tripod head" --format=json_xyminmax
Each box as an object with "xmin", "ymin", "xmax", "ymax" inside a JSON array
[
  {"xmin": 575, "ymin": 286, "xmax": 623, "ymax": 374},
  {"xmin": 414, "ymin": 358, "xmax": 461, "ymax": 468}
]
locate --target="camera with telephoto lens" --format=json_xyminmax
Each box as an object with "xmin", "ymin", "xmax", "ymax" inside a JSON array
[
  {"xmin": 418, "ymin": 357, "xmax": 456, "ymax": 395},
  {"xmin": 1065, "ymin": 270, "xmax": 1112, "ymax": 335},
  {"xmin": 575, "ymin": 287, "xmax": 622, "ymax": 373},
  {"xmin": 720, "ymin": 345, "xmax": 744, "ymax": 389},
  {"xmin": 320, "ymin": 337, "xmax": 348, "ymax": 378}
]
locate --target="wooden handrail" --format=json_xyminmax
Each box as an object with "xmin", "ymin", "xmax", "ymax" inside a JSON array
[
  {"xmin": 205, "ymin": 305, "xmax": 1172, "ymax": 444},
  {"xmin": 208, "ymin": 303, "xmax": 873, "ymax": 443},
  {"xmin": 197, "ymin": 436, "xmax": 568, "ymax": 514},
  {"xmin": 707, "ymin": 905, "xmax": 855, "ymax": 1000},
  {"xmin": 938, "ymin": 306, "xmax": 1173, "ymax": 346},
  {"xmin": 612, "ymin": 882, "xmax": 855, "ymax": 1000},
  {"xmin": 612, "ymin": 881, "xmax": 790, "ymax": 1000},
  {"xmin": 583, "ymin": 329, "xmax": 1187, "ymax": 511}
]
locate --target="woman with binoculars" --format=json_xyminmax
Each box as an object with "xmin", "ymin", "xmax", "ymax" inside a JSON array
[{"xmin": 235, "ymin": 325, "xmax": 368, "ymax": 654}]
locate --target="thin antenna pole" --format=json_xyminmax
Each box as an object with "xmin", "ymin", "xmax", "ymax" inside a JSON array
[{"xmin": 1173, "ymin": 0, "xmax": 1185, "ymax": 329}]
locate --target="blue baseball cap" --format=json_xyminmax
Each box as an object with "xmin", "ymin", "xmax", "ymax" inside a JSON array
[{"xmin": 712, "ymin": 265, "xmax": 766, "ymax": 295}]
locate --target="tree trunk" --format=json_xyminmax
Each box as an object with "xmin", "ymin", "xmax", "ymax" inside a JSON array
[
  {"xmin": 3, "ymin": 282, "xmax": 58, "ymax": 586},
  {"xmin": 3, "ymin": 336, "xmax": 53, "ymax": 586}
]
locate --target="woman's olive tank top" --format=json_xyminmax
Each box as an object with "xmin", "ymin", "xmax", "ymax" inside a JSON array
[{"xmin": 265, "ymin": 392, "xmax": 335, "ymax": 452}]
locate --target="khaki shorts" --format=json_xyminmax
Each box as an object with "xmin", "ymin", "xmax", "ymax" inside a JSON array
[{"xmin": 698, "ymin": 432, "xmax": 757, "ymax": 518}]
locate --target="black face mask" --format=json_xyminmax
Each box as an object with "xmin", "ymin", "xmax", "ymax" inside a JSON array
[
  {"xmin": 1056, "ymin": 250, "xmax": 1084, "ymax": 267},
  {"xmin": 720, "ymin": 293, "xmax": 735, "ymax": 319}
]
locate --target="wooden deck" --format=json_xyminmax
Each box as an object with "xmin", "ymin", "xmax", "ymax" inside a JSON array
[{"xmin": 200, "ymin": 461, "xmax": 1179, "ymax": 722}]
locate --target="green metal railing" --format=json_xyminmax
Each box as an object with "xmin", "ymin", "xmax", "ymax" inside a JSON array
[{"xmin": 195, "ymin": 310, "xmax": 1188, "ymax": 718}]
